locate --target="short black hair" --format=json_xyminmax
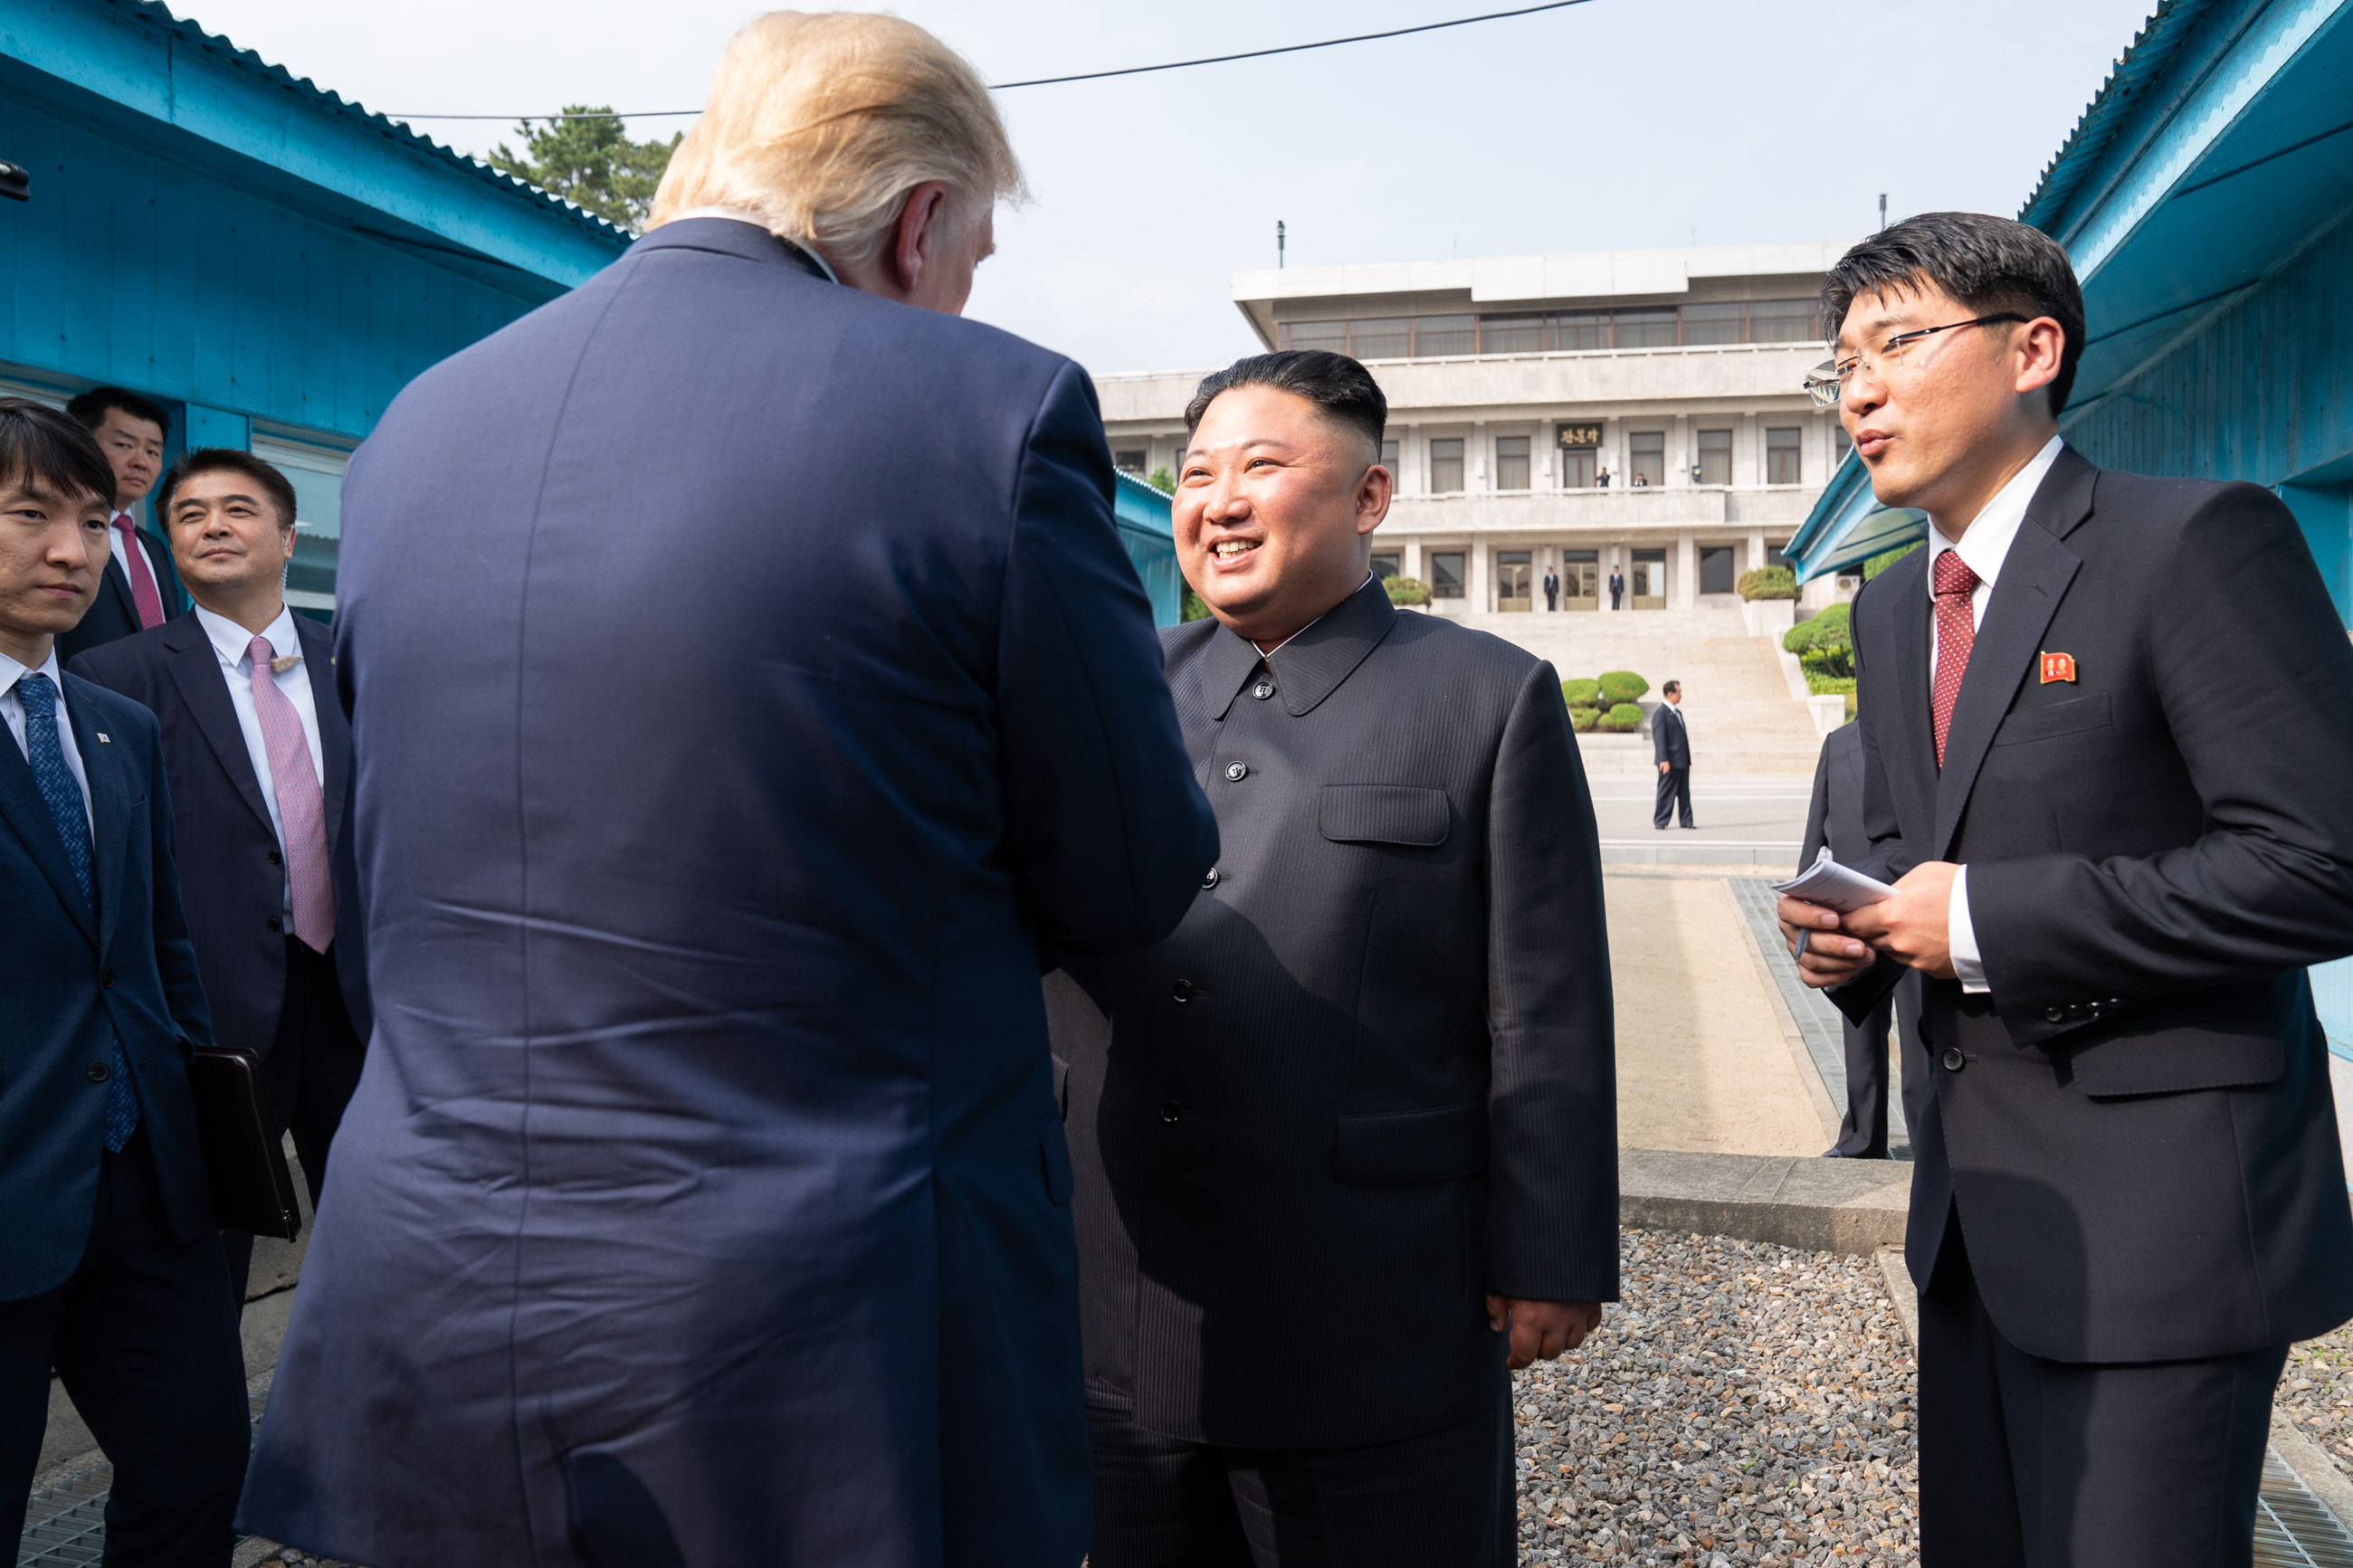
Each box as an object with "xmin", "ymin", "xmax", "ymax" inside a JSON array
[
  {"xmin": 157, "ymin": 449, "xmax": 300, "ymax": 531},
  {"xmin": 1183, "ymin": 350, "xmax": 1387, "ymax": 455},
  {"xmin": 0, "ymin": 397, "xmax": 121, "ymax": 508},
  {"xmin": 1662, "ymin": 679, "xmax": 1681, "ymax": 698},
  {"xmin": 1820, "ymin": 212, "xmax": 2086, "ymax": 414},
  {"xmin": 65, "ymin": 385, "xmax": 171, "ymax": 441}
]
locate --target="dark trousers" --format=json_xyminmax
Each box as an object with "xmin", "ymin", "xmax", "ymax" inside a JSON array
[
  {"xmin": 1919, "ymin": 1209, "xmax": 2285, "ymax": 1567},
  {"xmin": 0, "ymin": 1132, "xmax": 251, "ymax": 1568},
  {"xmin": 1086, "ymin": 1393, "xmax": 1515, "ymax": 1568},
  {"xmin": 1653, "ymin": 765, "xmax": 1692, "ymax": 828},
  {"xmin": 1609, "ymin": 587, "xmax": 1623, "ymax": 609},
  {"xmin": 223, "ymin": 938, "xmax": 366, "ymax": 1306},
  {"xmin": 1834, "ymin": 972, "xmax": 1929, "ymax": 1156},
  {"xmin": 1544, "ymin": 588, "xmax": 1558, "ymax": 611}
]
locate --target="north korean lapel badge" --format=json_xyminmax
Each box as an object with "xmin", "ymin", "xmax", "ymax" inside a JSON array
[{"xmin": 2039, "ymin": 651, "xmax": 2078, "ymax": 684}]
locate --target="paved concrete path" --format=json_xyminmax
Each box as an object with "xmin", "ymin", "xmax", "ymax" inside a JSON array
[{"xmin": 1605, "ymin": 870, "xmax": 1833, "ymax": 1158}]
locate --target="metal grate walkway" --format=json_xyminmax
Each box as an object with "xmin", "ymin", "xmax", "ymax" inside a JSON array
[
  {"xmin": 2258, "ymin": 1447, "xmax": 2353, "ymax": 1567},
  {"xmin": 16, "ymin": 1390, "xmax": 270, "ymax": 1568}
]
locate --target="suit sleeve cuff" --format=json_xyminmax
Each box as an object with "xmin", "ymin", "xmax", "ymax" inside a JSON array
[{"xmin": 1949, "ymin": 864, "xmax": 1989, "ymax": 994}]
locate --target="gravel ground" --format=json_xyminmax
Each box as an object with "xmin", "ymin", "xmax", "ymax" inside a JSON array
[
  {"xmin": 2277, "ymin": 1325, "xmax": 2353, "ymax": 1481},
  {"xmin": 1514, "ymin": 1231, "xmax": 1920, "ymax": 1565}
]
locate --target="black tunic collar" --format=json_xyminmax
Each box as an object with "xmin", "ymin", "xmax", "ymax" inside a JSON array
[{"xmin": 1197, "ymin": 575, "xmax": 1399, "ymax": 720}]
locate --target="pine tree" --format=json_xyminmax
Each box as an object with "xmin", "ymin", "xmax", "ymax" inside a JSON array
[{"xmin": 491, "ymin": 107, "xmax": 681, "ymax": 233}]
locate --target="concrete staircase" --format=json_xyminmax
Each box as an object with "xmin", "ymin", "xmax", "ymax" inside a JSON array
[{"xmin": 1434, "ymin": 604, "xmax": 1825, "ymax": 774}]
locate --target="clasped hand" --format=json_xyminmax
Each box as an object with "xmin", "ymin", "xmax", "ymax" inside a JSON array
[
  {"xmin": 1486, "ymin": 1297, "xmax": 1603, "ymax": 1370},
  {"xmin": 1776, "ymin": 860, "xmax": 1960, "ymax": 987}
]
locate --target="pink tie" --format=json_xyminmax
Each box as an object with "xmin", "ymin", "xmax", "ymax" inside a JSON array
[
  {"xmin": 248, "ymin": 635, "xmax": 335, "ymax": 952},
  {"xmin": 114, "ymin": 516, "xmax": 167, "ymax": 630},
  {"xmin": 1930, "ymin": 551, "xmax": 1980, "ymax": 768}
]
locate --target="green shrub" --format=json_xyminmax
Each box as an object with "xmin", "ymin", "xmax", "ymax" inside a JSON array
[
  {"xmin": 1782, "ymin": 601, "xmax": 1852, "ymax": 654},
  {"xmin": 1805, "ymin": 672, "xmax": 1857, "ymax": 696},
  {"xmin": 1383, "ymin": 575, "xmax": 1431, "ymax": 607},
  {"xmin": 1598, "ymin": 702, "xmax": 1644, "ymax": 732},
  {"xmin": 1145, "ymin": 465, "xmax": 1176, "ymax": 495},
  {"xmin": 1181, "ymin": 586, "xmax": 1212, "ymax": 623},
  {"xmin": 1568, "ymin": 706, "xmax": 1600, "ymax": 732},
  {"xmin": 1862, "ymin": 540, "xmax": 1925, "ymax": 579},
  {"xmin": 1799, "ymin": 643, "xmax": 1854, "ymax": 680},
  {"xmin": 1560, "ymin": 677, "xmax": 1602, "ymax": 708},
  {"xmin": 1597, "ymin": 670, "xmax": 1649, "ymax": 705},
  {"xmin": 1737, "ymin": 565, "xmax": 1798, "ymax": 601}
]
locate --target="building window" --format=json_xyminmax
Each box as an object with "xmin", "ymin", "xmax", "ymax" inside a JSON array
[
  {"xmin": 1831, "ymin": 422, "xmax": 1853, "ymax": 463},
  {"xmin": 1371, "ymin": 553, "xmax": 1400, "ymax": 580},
  {"xmin": 1615, "ymin": 309, "xmax": 1679, "ymax": 349},
  {"xmin": 1114, "ymin": 450, "xmax": 1146, "ymax": 475},
  {"xmin": 1429, "ymin": 438, "xmax": 1465, "ymax": 493},
  {"xmin": 1558, "ymin": 423, "xmax": 1601, "ymax": 488},
  {"xmin": 1631, "ymin": 546, "xmax": 1668, "ymax": 609},
  {"xmin": 251, "ymin": 431, "xmax": 354, "ymax": 611},
  {"xmin": 1413, "ymin": 315, "xmax": 1476, "ymax": 357},
  {"xmin": 1767, "ymin": 543, "xmax": 1795, "ymax": 572},
  {"xmin": 1766, "ymin": 426, "xmax": 1803, "ymax": 484},
  {"xmin": 1552, "ymin": 311, "xmax": 1609, "ymax": 351},
  {"xmin": 1681, "ymin": 301, "xmax": 1746, "ymax": 346},
  {"xmin": 1628, "ymin": 431, "xmax": 1666, "ymax": 487},
  {"xmin": 1700, "ymin": 546, "xmax": 1735, "ymax": 594},
  {"xmin": 1379, "ymin": 439, "xmax": 1399, "ymax": 487},
  {"xmin": 1494, "ymin": 435, "xmax": 1529, "ymax": 491},
  {"xmin": 1351, "ymin": 318, "xmax": 1411, "ymax": 358},
  {"xmin": 1429, "ymin": 551, "xmax": 1465, "ymax": 598},
  {"xmin": 1284, "ymin": 319, "xmax": 1348, "ymax": 353},
  {"xmin": 1748, "ymin": 299, "xmax": 1818, "ymax": 343},
  {"xmin": 1480, "ymin": 314, "xmax": 1545, "ymax": 355},
  {"xmin": 1696, "ymin": 428, "xmax": 1732, "ymax": 486}
]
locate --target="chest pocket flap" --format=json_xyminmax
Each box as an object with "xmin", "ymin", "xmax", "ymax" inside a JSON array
[{"xmin": 1319, "ymin": 784, "xmax": 1451, "ymax": 847}]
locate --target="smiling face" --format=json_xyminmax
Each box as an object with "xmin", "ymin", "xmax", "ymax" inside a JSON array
[
  {"xmin": 1174, "ymin": 385, "xmax": 1391, "ymax": 647},
  {"xmin": 89, "ymin": 407, "xmax": 166, "ymax": 509},
  {"xmin": 1834, "ymin": 280, "xmax": 2064, "ymax": 523},
  {"xmin": 166, "ymin": 467, "xmax": 295, "ymax": 606},
  {"xmin": 0, "ymin": 471, "xmax": 112, "ymax": 668}
]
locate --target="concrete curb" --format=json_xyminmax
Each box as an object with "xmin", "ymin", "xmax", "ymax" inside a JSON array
[
  {"xmin": 1620, "ymin": 1147, "xmax": 1910, "ymax": 1257},
  {"xmin": 2272, "ymin": 1417, "xmax": 2353, "ymax": 1533}
]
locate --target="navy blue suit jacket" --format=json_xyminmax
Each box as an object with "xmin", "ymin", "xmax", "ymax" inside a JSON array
[
  {"xmin": 71, "ymin": 610, "xmax": 371, "ymax": 1061},
  {"xmin": 0, "ymin": 671, "xmax": 217, "ymax": 1302},
  {"xmin": 240, "ymin": 219, "xmax": 1217, "ymax": 1568}
]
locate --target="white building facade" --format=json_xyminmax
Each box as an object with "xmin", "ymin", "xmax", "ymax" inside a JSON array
[{"xmin": 1096, "ymin": 242, "xmax": 1854, "ymax": 617}]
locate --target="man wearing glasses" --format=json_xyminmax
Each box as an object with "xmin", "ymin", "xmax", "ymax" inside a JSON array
[{"xmin": 1780, "ymin": 211, "xmax": 2353, "ymax": 1564}]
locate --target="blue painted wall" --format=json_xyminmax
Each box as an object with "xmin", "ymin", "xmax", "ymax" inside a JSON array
[
  {"xmin": 1113, "ymin": 470, "xmax": 1182, "ymax": 627},
  {"xmin": 0, "ymin": 58, "xmax": 584, "ymax": 443}
]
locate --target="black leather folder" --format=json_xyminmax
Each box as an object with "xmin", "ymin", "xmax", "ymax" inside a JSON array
[{"xmin": 187, "ymin": 1046, "xmax": 301, "ymax": 1240}]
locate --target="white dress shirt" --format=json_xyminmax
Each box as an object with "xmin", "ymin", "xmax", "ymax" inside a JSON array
[
  {"xmin": 1928, "ymin": 433, "xmax": 2065, "ymax": 994},
  {"xmin": 2, "ymin": 644, "xmax": 95, "ymax": 832},
  {"xmin": 195, "ymin": 603, "xmax": 325, "ymax": 911}
]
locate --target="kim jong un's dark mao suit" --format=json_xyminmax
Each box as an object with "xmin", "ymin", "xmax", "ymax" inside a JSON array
[{"xmin": 1049, "ymin": 575, "xmax": 1619, "ymax": 1567}]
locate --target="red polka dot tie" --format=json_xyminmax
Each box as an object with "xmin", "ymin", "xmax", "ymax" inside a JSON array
[{"xmin": 1930, "ymin": 550, "xmax": 1979, "ymax": 768}]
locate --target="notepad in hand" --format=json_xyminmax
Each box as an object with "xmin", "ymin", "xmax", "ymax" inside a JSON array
[{"xmin": 1773, "ymin": 847, "xmax": 1898, "ymax": 914}]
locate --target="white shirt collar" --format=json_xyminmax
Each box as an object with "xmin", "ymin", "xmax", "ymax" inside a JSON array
[
  {"xmin": 193, "ymin": 601, "xmax": 301, "ymax": 672},
  {"xmin": 1, "ymin": 642, "xmax": 64, "ymax": 693},
  {"xmin": 1927, "ymin": 434, "xmax": 2065, "ymax": 595}
]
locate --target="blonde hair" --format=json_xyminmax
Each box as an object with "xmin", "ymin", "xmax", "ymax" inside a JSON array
[{"xmin": 651, "ymin": 12, "xmax": 1024, "ymax": 266}]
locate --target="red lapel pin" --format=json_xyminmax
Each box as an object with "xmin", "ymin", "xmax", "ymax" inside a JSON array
[{"xmin": 2040, "ymin": 651, "xmax": 2077, "ymax": 684}]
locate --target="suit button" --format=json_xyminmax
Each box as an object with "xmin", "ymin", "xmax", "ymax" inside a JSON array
[
  {"xmin": 2043, "ymin": 1007, "xmax": 2065, "ymax": 1023},
  {"xmin": 2066, "ymin": 1002, "xmax": 2089, "ymax": 1019},
  {"xmin": 1171, "ymin": 978, "xmax": 1195, "ymax": 1003},
  {"xmin": 2107, "ymin": 997, "xmax": 2126, "ymax": 1011},
  {"xmin": 1252, "ymin": 681, "xmax": 1275, "ymax": 700},
  {"xmin": 1161, "ymin": 1099, "xmax": 1183, "ymax": 1124},
  {"xmin": 1224, "ymin": 762, "xmax": 1248, "ymax": 782},
  {"xmin": 266, "ymin": 915, "xmax": 283, "ymax": 934},
  {"xmin": 1201, "ymin": 867, "xmax": 1221, "ymax": 889},
  {"xmin": 85, "ymin": 1062, "xmax": 109, "ymax": 1083},
  {"xmin": 268, "ymin": 850, "xmax": 282, "ymax": 866},
  {"xmin": 1941, "ymin": 1048, "xmax": 1965, "ymax": 1072},
  {"xmin": 100, "ymin": 969, "xmax": 115, "ymax": 990}
]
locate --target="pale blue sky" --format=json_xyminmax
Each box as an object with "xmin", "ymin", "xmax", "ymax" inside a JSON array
[{"xmin": 184, "ymin": 0, "xmax": 2157, "ymax": 374}]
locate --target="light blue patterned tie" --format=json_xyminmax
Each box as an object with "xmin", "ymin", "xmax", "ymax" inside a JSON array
[{"xmin": 18, "ymin": 673, "xmax": 138, "ymax": 1151}]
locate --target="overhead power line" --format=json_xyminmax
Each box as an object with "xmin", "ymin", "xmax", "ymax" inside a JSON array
[{"xmin": 385, "ymin": 0, "xmax": 1595, "ymax": 121}]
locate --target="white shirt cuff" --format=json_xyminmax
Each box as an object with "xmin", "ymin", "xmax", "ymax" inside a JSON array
[{"xmin": 1949, "ymin": 864, "xmax": 1989, "ymax": 994}]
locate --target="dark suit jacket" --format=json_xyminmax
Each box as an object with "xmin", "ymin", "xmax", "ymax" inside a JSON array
[
  {"xmin": 1050, "ymin": 576, "xmax": 1618, "ymax": 1449},
  {"xmin": 0, "ymin": 673, "xmax": 217, "ymax": 1302},
  {"xmin": 238, "ymin": 218, "xmax": 1217, "ymax": 1568},
  {"xmin": 57, "ymin": 523, "xmax": 187, "ymax": 664},
  {"xmin": 1653, "ymin": 701, "xmax": 1690, "ymax": 768},
  {"xmin": 71, "ymin": 611, "xmax": 371, "ymax": 1060},
  {"xmin": 1832, "ymin": 444, "xmax": 2353, "ymax": 1363},
  {"xmin": 1801, "ymin": 720, "xmax": 1865, "ymax": 867}
]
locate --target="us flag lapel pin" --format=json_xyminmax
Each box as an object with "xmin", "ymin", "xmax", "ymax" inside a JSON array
[{"xmin": 2040, "ymin": 651, "xmax": 2077, "ymax": 684}]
